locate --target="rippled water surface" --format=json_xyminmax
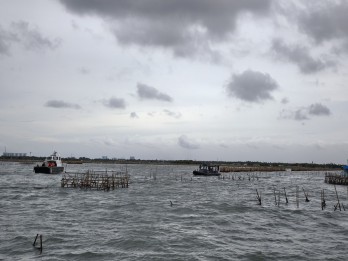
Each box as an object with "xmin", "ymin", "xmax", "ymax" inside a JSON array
[{"xmin": 1, "ymin": 162, "xmax": 347, "ymax": 260}]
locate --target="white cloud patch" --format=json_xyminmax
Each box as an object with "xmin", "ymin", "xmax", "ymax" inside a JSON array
[
  {"xmin": 226, "ymin": 70, "xmax": 279, "ymax": 103},
  {"xmin": 178, "ymin": 135, "xmax": 199, "ymax": 149},
  {"xmin": 137, "ymin": 83, "xmax": 173, "ymax": 102},
  {"xmin": 45, "ymin": 100, "xmax": 81, "ymax": 109}
]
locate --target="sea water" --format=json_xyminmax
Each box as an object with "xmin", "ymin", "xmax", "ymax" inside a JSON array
[{"xmin": 0, "ymin": 162, "xmax": 347, "ymax": 260}]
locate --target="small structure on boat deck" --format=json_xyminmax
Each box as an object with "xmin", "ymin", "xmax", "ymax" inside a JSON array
[
  {"xmin": 325, "ymin": 164, "xmax": 348, "ymax": 185},
  {"xmin": 33, "ymin": 151, "xmax": 64, "ymax": 174},
  {"xmin": 193, "ymin": 163, "xmax": 221, "ymax": 176}
]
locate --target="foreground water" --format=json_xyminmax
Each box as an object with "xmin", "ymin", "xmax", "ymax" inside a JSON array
[{"xmin": 0, "ymin": 162, "xmax": 347, "ymax": 260}]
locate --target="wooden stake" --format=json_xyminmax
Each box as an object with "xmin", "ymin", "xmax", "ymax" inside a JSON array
[
  {"xmin": 256, "ymin": 189, "xmax": 262, "ymax": 205},
  {"xmin": 278, "ymin": 190, "xmax": 281, "ymax": 207},
  {"xmin": 33, "ymin": 234, "xmax": 38, "ymax": 246},
  {"xmin": 39, "ymin": 235, "xmax": 42, "ymax": 254},
  {"xmin": 296, "ymin": 186, "xmax": 299, "ymax": 208},
  {"xmin": 302, "ymin": 187, "xmax": 310, "ymax": 202},
  {"xmin": 321, "ymin": 189, "xmax": 326, "ymax": 210},
  {"xmin": 334, "ymin": 185, "xmax": 341, "ymax": 211},
  {"xmin": 284, "ymin": 187, "xmax": 288, "ymax": 204},
  {"xmin": 273, "ymin": 187, "xmax": 277, "ymax": 206}
]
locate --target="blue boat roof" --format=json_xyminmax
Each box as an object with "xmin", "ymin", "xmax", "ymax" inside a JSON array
[{"xmin": 343, "ymin": 165, "xmax": 348, "ymax": 171}]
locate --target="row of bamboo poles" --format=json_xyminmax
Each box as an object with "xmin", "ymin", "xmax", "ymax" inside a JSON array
[
  {"xmin": 219, "ymin": 166, "xmax": 338, "ymax": 172},
  {"xmin": 255, "ymin": 185, "xmax": 348, "ymax": 211},
  {"xmin": 61, "ymin": 170, "xmax": 129, "ymax": 190},
  {"xmin": 325, "ymin": 173, "xmax": 348, "ymax": 185}
]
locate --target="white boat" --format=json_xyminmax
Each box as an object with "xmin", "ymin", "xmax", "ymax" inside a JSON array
[{"xmin": 33, "ymin": 151, "xmax": 64, "ymax": 174}]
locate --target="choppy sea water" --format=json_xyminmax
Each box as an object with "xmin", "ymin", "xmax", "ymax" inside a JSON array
[{"xmin": 0, "ymin": 162, "xmax": 347, "ymax": 261}]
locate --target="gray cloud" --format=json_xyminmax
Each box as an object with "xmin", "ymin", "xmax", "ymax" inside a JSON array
[
  {"xmin": 226, "ymin": 70, "xmax": 278, "ymax": 103},
  {"xmin": 308, "ymin": 103, "xmax": 331, "ymax": 116},
  {"xmin": 298, "ymin": 2, "xmax": 348, "ymax": 44},
  {"xmin": 137, "ymin": 83, "xmax": 173, "ymax": 102},
  {"xmin": 272, "ymin": 39, "xmax": 334, "ymax": 74},
  {"xmin": 45, "ymin": 100, "xmax": 81, "ymax": 109},
  {"xmin": 130, "ymin": 112, "xmax": 139, "ymax": 118},
  {"xmin": 281, "ymin": 97, "xmax": 289, "ymax": 104},
  {"xmin": 102, "ymin": 97, "xmax": 126, "ymax": 109},
  {"xmin": 11, "ymin": 21, "xmax": 61, "ymax": 51},
  {"xmin": 280, "ymin": 103, "xmax": 331, "ymax": 121},
  {"xmin": 279, "ymin": 108, "xmax": 309, "ymax": 121},
  {"xmin": 178, "ymin": 135, "xmax": 199, "ymax": 149},
  {"xmin": 0, "ymin": 25, "xmax": 19, "ymax": 55},
  {"xmin": 163, "ymin": 109, "xmax": 181, "ymax": 119},
  {"xmin": 78, "ymin": 67, "xmax": 90, "ymax": 74},
  {"xmin": 0, "ymin": 21, "xmax": 60, "ymax": 55},
  {"xmin": 59, "ymin": 0, "xmax": 271, "ymax": 58}
]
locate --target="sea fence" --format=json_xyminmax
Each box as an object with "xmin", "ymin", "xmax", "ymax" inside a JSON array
[
  {"xmin": 61, "ymin": 169, "xmax": 129, "ymax": 190},
  {"xmin": 325, "ymin": 173, "xmax": 348, "ymax": 185}
]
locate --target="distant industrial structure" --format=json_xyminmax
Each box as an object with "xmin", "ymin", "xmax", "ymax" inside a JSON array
[
  {"xmin": 2, "ymin": 152, "xmax": 27, "ymax": 157},
  {"xmin": 2, "ymin": 147, "xmax": 27, "ymax": 157}
]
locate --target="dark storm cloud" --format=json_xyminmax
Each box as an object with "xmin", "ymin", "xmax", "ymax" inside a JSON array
[
  {"xmin": 226, "ymin": 70, "xmax": 278, "ymax": 103},
  {"xmin": 271, "ymin": 39, "xmax": 334, "ymax": 74},
  {"xmin": 102, "ymin": 97, "xmax": 126, "ymax": 109},
  {"xmin": 0, "ymin": 21, "xmax": 60, "ymax": 55},
  {"xmin": 137, "ymin": 83, "xmax": 173, "ymax": 102},
  {"xmin": 298, "ymin": 2, "xmax": 348, "ymax": 44},
  {"xmin": 45, "ymin": 100, "xmax": 81, "ymax": 109},
  {"xmin": 59, "ymin": 0, "xmax": 272, "ymax": 57},
  {"xmin": 178, "ymin": 135, "xmax": 199, "ymax": 149}
]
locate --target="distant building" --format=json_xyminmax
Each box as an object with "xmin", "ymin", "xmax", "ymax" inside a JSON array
[
  {"xmin": 102, "ymin": 156, "xmax": 108, "ymax": 160},
  {"xmin": 130, "ymin": 156, "xmax": 135, "ymax": 160},
  {"xmin": 3, "ymin": 152, "xmax": 27, "ymax": 157}
]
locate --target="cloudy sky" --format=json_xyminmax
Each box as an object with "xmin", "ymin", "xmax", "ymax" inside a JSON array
[{"xmin": 1, "ymin": 0, "xmax": 348, "ymax": 163}]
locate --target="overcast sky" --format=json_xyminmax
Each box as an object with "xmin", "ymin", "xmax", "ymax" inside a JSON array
[{"xmin": 1, "ymin": 0, "xmax": 348, "ymax": 163}]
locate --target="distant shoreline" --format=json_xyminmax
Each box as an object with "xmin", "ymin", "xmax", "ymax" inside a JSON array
[{"xmin": 0, "ymin": 156, "xmax": 342, "ymax": 172}]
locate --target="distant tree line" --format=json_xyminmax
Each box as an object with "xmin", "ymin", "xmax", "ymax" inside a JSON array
[{"xmin": 0, "ymin": 155, "xmax": 343, "ymax": 169}]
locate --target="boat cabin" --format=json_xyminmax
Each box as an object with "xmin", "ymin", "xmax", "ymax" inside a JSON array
[
  {"xmin": 42, "ymin": 151, "xmax": 63, "ymax": 167},
  {"xmin": 343, "ymin": 165, "xmax": 348, "ymax": 177}
]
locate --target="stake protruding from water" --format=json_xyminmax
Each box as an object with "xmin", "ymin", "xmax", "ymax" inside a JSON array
[
  {"xmin": 256, "ymin": 189, "xmax": 262, "ymax": 205},
  {"xmin": 321, "ymin": 189, "xmax": 326, "ymax": 210},
  {"xmin": 302, "ymin": 187, "xmax": 310, "ymax": 202},
  {"xmin": 33, "ymin": 234, "xmax": 43, "ymax": 254}
]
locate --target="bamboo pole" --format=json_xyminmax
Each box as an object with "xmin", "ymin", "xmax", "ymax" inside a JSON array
[
  {"xmin": 284, "ymin": 187, "xmax": 288, "ymax": 204},
  {"xmin": 334, "ymin": 185, "xmax": 341, "ymax": 211}
]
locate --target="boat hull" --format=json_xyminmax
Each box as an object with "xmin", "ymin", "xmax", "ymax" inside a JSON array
[
  {"xmin": 193, "ymin": 170, "xmax": 221, "ymax": 176},
  {"xmin": 34, "ymin": 166, "xmax": 64, "ymax": 174}
]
